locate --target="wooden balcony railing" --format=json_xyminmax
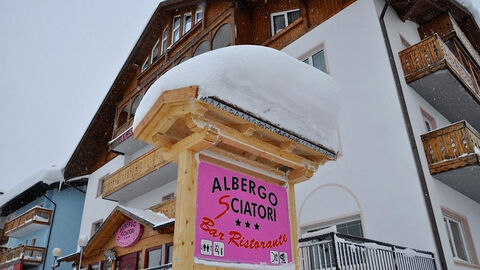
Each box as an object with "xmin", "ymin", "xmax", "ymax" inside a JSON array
[
  {"xmin": 421, "ymin": 121, "xmax": 480, "ymax": 174},
  {"xmin": 0, "ymin": 246, "xmax": 45, "ymax": 266},
  {"xmin": 0, "ymin": 229, "xmax": 8, "ymax": 245},
  {"xmin": 4, "ymin": 207, "xmax": 52, "ymax": 236},
  {"xmin": 150, "ymin": 198, "xmax": 176, "ymax": 219},
  {"xmin": 399, "ymin": 34, "xmax": 480, "ymax": 97}
]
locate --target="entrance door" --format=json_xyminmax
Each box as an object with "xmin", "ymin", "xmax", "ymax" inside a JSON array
[{"xmin": 117, "ymin": 252, "xmax": 138, "ymax": 270}]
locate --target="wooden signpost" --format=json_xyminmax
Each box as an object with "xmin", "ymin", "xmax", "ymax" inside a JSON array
[{"xmin": 133, "ymin": 86, "xmax": 336, "ymax": 270}]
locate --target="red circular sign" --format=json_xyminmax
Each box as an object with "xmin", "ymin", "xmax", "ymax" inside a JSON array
[{"xmin": 115, "ymin": 220, "xmax": 143, "ymax": 247}]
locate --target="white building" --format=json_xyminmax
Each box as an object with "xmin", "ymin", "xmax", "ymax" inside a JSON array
[{"xmin": 63, "ymin": 0, "xmax": 480, "ymax": 269}]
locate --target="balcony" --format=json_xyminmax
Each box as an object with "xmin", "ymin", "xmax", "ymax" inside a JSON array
[
  {"xmin": 4, "ymin": 207, "xmax": 52, "ymax": 238},
  {"xmin": 150, "ymin": 198, "xmax": 176, "ymax": 219},
  {"xmin": 102, "ymin": 148, "xmax": 177, "ymax": 201},
  {"xmin": 421, "ymin": 121, "xmax": 480, "ymax": 202},
  {"xmin": 0, "ymin": 229, "xmax": 8, "ymax": 245},
  {"xmin": 399, "ymin": 34, "xmax": 480, "ymax": 130},
  {"xmin": 109, "ymin": 126, "xmax": 148, "ymax": 155},
  {"xmin": 299, "ymin": 232, "xmax": 436, "ymax": 270},
  {"xmin": 0, "ymin": 246, "xmax": 45, "ymax": 267}
]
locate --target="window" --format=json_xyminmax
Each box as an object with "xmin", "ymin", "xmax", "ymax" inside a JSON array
[
  {"xmin": 195, "ymin": 10, "xmax": 203, "ymax": 24},
  {"xmin": 91, "ymin": 220, "xmax": 103, "ymax": 237},
  {"xmin": 193, "ymin": 40, "xmax": 210, "ymax": 56},
  {"xmin": 303, "ymin": 215, "xmax": 363, "ymax": 238},
  {"xmin": 146, "ymin": 247, "xmax": 163, "ymax": 268},
  {"xmin": 183, "ymin": 13, "xmax": 192, "ymax": 34},
  {"xmin": 172, "ymin": 16, "xmax": 181, "ymax": 43},
  {"xmin": 141, "ymin": 58, "xmax": 149, "ymax": 72},
  {"xmin": 270, "ymin": 9, "xmax": 301, "ymax": 35},
  {"xmin": 162, "ymin": 193, "xmax": 175, "ymax": 201},
  {"xmin": 130, "ymin": 94, "xmax": 143, "ymax": 118},
  {"xmin": 96, "ymin": 174, "xmax": 109, "ymax": 198},
  {"xmin": 30, "ymin": 237, "xmax": 36, "ymax": 246},
  {"xmin": 442, "ymin": 208, "xmax": 479, "ymax": 265},
  {"xmin": 116, "ymin": 104, "xmax": 129, "ymax": 128},
  {"xmin": 420, "ymin": 108, "xmax": 437, "ymax": 132},
  {"xmin": 165, "ymin": 243, "xmax": 173, "ymax": 264},
  {"xmin": 212, "ymin": 24, "xmax": 231, "ymax": 50},
  {"xmin": 161, "ymin": 27, "xmax": 169, "ymax": 54},
  {"xmin": 151, "ymin": 40, "xmax": 160, "ymax": 63},
  {"xmin": 444, "ymin": 215, "xmax": 470, "ymax": 262},
  {"xmin": 303, "ymin": 49, "xmax": 328, "ymax": 73}
]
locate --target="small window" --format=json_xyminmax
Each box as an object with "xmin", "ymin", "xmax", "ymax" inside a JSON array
[
  {"xmin": 212, "ymin": 24, "xmax": 231, "ymax": 50},
  {"xmin": 303, "ymin": 215, "xmax": 363, "ymax": 238},
  {"xmin": 162, "ymin": 193, "xmax": 175, "ymax": 201},
  {"xmin": 420, "ymin": 108, "xmax": 437, "ymax": 132},
  {"xmin": 195, "ymin": 10, "xmax": 203, "ymax": 24},
  {"xmin": 141, "ymin": 58, "xmax": 149, "ymax": 72},
  {"xmin": 151, "ymin": 40, "xmax": 160, "ymax": 63},
  {"xmin": 172, "ymin": 16, "xmax": 181, "ymax": 43},
  {"xmin": 444, "ymin": 215, "xmax": 471, "ymax": 262},
  {"xmin": 96, "ymin": 174, "xmax": 109, "ymax": 198},
  {"xmin": 130, "ymin": 94, "xmax": 143, "ymax": 118},
  {"xmin": 165, "ymin": 243, "xmax": 173, "ymax": 264},
  {"xmin": 270, "ymin": 9, "xmax": 301, "ymax": 35},
  {"xmin": 303, "ymin": 48, "xmax": 328, "ymax": 73},
  {"xmin": 146, "ymin": 247, "xmax": 163, "ymax": 268},
  {"xmin": 30, "ymin": 237, "xmax": 36, "ymax": 247},
  {"xmin": 161, "ymin": 27, "xmax": 169, "ymax": 54},
  {"xmin": 183, "ymin": 13, "xmax": 192, "ymax": 33},
  {"xmin": 194, "ymin": 40, "xmax": 210, "ymax": 56},
  {"xmin": 91, "ymin": 220, "xmax": 103, "ymax": 237}
]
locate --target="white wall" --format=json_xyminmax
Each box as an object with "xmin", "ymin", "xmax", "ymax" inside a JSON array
[
  {"xmin": 123, "ymin": 180, "xmax": 177, "ymax": 209},
  {"xmin": 78, "ymin": 155, "xmax": 122, "ymax": 246},
  {"xmin": 283, "ymin": 0, "xmax": 438, "ymax": 257},
  {"xmin": 380, "ymin": 2, "xmax": 480, "ymax": 269}
]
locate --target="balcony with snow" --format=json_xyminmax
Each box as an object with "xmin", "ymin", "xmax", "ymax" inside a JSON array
[
  {"xmin": 0, "ymin": 245, "xmax": 46, "ymax": 268},
  {"xmin": 421, "ymin": 121, "xmax": 480, "ymax": 202},
  {"xmin": 399, "ymin": 34, "xmax": 480, "ymax": 131},
  {"xmin": 103, "ymin": 45, "xmax": 339, "ymax": 201},
  {"xmin": 3, "ymin": 206, "xmax": 52, "ymax": 238},
  {"xmin": 299, "ymin": 230, "xmax": 436, "ymax": 270}
]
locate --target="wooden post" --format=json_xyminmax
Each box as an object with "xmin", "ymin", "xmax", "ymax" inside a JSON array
[
  {"xmin": 172, "ymin": 150, "xmax": 198, "ymax": 270},
  {"xmin": 288, "ymin": 182, "xmax": 300, "ymax": 270}
]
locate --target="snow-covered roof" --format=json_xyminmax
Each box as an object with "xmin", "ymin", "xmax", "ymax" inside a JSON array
[
  {"xmin": 118, "ymin": 205, "xmax": 174, "ymax": 228},
  {"xmin": 0, "ymin": 167, "xmax": 64, "ymax": 208},
  {"xmin": 133, "ymin": 45, "xmax": 339, "ymax": 153},
  {"xmin": 456, "ymin": 0, "xmax": 480, "ymax": 27}
]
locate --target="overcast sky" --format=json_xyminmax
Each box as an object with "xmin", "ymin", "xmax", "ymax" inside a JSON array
[
  {"xmin": 0, "ymin": 0, "xmax": 160, "ymax": 193},
  {"xmin": 0, "ymin": 1, "xmax": 479, "ymax": 194}
]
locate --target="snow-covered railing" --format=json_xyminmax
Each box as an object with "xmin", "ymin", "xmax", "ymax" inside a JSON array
[
  {"xmin": 0, "ymin": 245, "xmax": 45, "ymax": 266},
  {"xmin": 421, "ymin": 120, "xmax": 480, "ymax": 175},
  {"xmin": 4, "ymin": 206, "xmax": 52, "ymax": 236},
  {"xmin": 299, "ymin": 232, "xmax": 436, "ymax": 270}
]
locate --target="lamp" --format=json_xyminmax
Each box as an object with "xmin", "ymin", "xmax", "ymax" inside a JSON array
[
  {"xmin": 51, "ymin": 247, "xmax": 62, "ymax": 270},
  {"xmin": 77, "ymin": 235, "xmax": 89, "ymax": 270}
]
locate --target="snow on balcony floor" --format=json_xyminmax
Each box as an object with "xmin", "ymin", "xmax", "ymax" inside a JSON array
[{"xmin": 134, "ymin": 45, "xmax": 340, "ymax": 153}]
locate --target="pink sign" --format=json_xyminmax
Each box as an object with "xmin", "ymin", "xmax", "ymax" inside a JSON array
[
  {"xmin": 195, "ymin": 162, "xmax": 292, "ymax": 266},
  {"xmin": 116, "ymin": 220, "xmax": 143, "ymax": 247}
]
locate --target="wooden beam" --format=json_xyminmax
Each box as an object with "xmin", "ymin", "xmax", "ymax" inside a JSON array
[
  {"xmin": 172, "ymin": 150, "xmax": 198, "ymax": 270},
  {"xmin": 280, "ymin": 141, "xmax": 296, "ymax": 152},
  {"xmin": 287, "ymin": 183, "xmax": 300, "ymax": 270},
  {"xmin": 288, "ymin": 166, "xmax": 315, "ymax": 185}
]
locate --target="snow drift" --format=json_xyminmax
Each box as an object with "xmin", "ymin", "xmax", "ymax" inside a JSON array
[{"xmin": 133, "ymin": 45, "xmax": 340, "ymax": 153}]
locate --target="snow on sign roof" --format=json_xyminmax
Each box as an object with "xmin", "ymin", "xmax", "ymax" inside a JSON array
[
  {"xmin": 118, "ymin": 205, "xmax": 174, "ymax": 228},
  {"xmin": 0, "ymin": 167, "xmax": 63, "ymax": 208},
  {"xmin": 133, "ymin": 45, "xmax": 340, "ymax": 153}
]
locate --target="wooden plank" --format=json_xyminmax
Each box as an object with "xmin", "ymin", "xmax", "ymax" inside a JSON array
[
  {"xmin": 287, "ymin": 183, "xmax": 300, "ymax": 270},
  {"xmin": 172, "ymin": 150, "xmax": 198, "ymax": 270}
]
